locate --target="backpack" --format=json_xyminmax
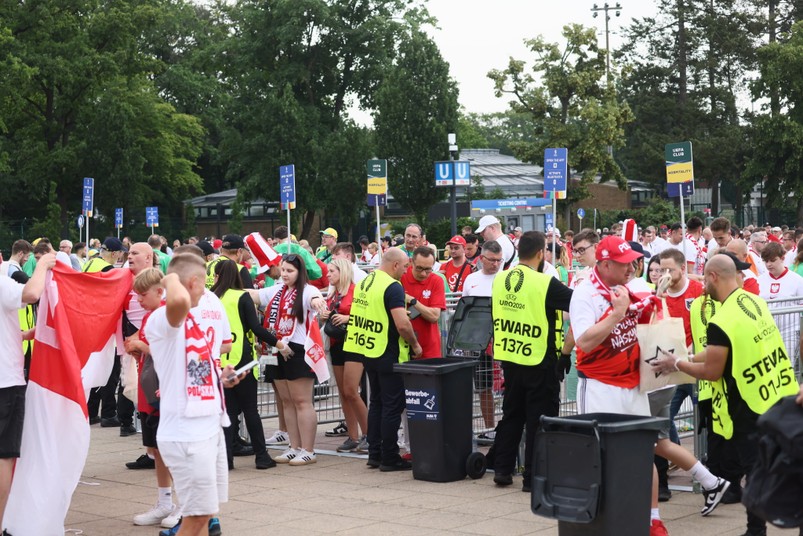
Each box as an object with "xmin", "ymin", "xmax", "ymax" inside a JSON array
[
  {"xmin": 742, "ymin": 396, "xmax": 803, "ymax": 528},
  {"xmin": 139, "ymin": 354, "xmax": 160, "ymax": 411}
]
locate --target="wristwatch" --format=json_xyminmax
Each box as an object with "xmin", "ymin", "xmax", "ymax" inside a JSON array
[{"xmin": 409, "ymin": 298, "xmax": 418, "ymax": 307}]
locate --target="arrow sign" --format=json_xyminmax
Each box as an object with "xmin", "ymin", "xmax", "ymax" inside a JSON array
[
  {"xmin": 279, "ymin": 164, "xmax": 296, "ymax": 209},
  {"xmin": 543, "ymin": 148, "xmax": 568, "ymax": 192},
  {"xmin": 577, "ymin": 208, "xmax": 585, "ymax": 219}
]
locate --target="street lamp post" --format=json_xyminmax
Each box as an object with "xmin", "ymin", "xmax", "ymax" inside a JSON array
[
  {"xmin": 591, "ymin": 2, "xmax": 623, "ymax": 83},
  {"xmin": 448, "ymin": 132, "xmax": 458, "ymax": 237}
]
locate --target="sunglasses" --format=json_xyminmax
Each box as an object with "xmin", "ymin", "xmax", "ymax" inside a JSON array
[{"xmin": 283, "ymin": 254, "xmax": 299, "ymax": 263}]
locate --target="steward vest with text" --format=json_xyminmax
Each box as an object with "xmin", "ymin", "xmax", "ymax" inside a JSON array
[
  {"xmin": 491, "ymin": 265, "xmax": 551, "ymax": 366},
  {"xmin": 343, "ymin": 269, "xmax": 410, "ymax": 362},
  {"xmin": 689, "ymin": 295, "xmax": 719, "ymax": 402},
  {"xmin": 219, "ymin": 289, "xmax": 257, "ymax": 377},
  {"xmin": 708, "ymin": 288, "xmax": 798, "ymax": 439}
]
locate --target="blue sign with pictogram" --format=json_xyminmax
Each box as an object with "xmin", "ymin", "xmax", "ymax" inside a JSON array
[
  {"xmin": 667, "ymin": 181, "xmax": 694, "ymax": 198},
  {"xmin": 577, "ymin": 208, "xmax": 585, "ymax": 219},
  {"xmin": 146, "ymin": 206, "xmax": 159, "ymax": 227},
  {"xmin": 115, "ymin": 208, "xmax": 123, "ymax": 229},
  {"xmin": 280, "ymin": 164, "xmax": 296, "ymax": 207},
  {"xmin": 405, "ymin": 387, "xmax": 440, "ymax": 421},
  {"xmin": 82, "ymin": 177, "xmax": 95, "ymax": 216},
  {"xmin": 543, "ymin": 148, "xmax": 568, "ymax": 192}
]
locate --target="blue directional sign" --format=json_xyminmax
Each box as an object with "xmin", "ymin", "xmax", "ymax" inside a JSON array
[
  {"xmin": 543, "ymin": 148, "xmax": 568, "ymax": 192},
  {"xmin": 545, "ymin": 213, "xmax": 554, "ymax": 232},
  {"xmin": 434, "ymin": 161, "xmax": 453, "ymax": 187},
  {"xmin": 115, "ymin": 208, "xmax": 123, "ymax": 229},
  {"xmin": 667, "ymin": 181, "xmax": 694, "ymax": 198},
  {"xmin": 435, "ymin": 161, "xmax": 471, "ymax": 187},
  {"xmin": 577, "ymin": 208, "xmax": 586, "ymax": 219},
  {"xmin": 279, "ymin": 164, "xmax": 296, "ymax": 207},
  {"xmin": 145, "ymin": 206, "xmax": 159, "ymax": 228},
  {"xmin": 77, "ymin": 215, "xmax": 85, "ymax": 229},
  {"xmin": 82, "ymin": 177, "xmax": 95, "ymax": 217}
]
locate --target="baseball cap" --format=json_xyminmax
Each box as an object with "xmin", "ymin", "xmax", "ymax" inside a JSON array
[
  {"xmin": 628, "ymin": 240, "xmax": 650, "ymax": 260},
  {"xmin": 475, "ymin": 215, "xmax": 500, "ymax": 233},
  {"xmin": 596, "ymin": 235, "xmax": 643, "ymax": 263},
  {"xmin": 446, "ymin": 235, "xmax": 466, "ymax": 247},
  {"xmin": 320, "ymin": 227, "xmax": 338, "ymax": 239},
  {"xmin": 221, "ymin": 234, "xmax": 245, "ymax": 250},
  {"xmin": 197, "ymin": 241, "xmax": 216, "ymax": 257},
  {"xmin": 716, "ymin": 251, "xmax": 752, "ymax": 271},
  {"xmin": 102, "ymin": 237, "xmax": 127, "ymax": 252}
]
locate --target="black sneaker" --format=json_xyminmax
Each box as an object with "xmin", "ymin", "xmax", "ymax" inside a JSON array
[
  {"xmin": 658, "ymin": 484, "xmax": 672, "ymax": 502},
  {"xmin": 522, "ymin": 478, "xmax": 531, "ymax": 493},
  {"xmin": 721, "ymin": 483, "xmax": 742, "ymax": 504},
  {"xmin": 379, "ymin": 459, "xmax": 412, "ymax": 472},
  {"xmin": 366, "ymin": 458, "xmax": 381, "ymax": 469},
  {"xmin": 325, "ymin": 421, "xmax": 348, "ymax": 437},
  {"xmin": 701, "ymin": 477, "xmax": 730, "ymax": 516},
  {"xmin": 100, "ymin": 416, "xmax": 120, "ymax": 427},
  {"xmin": 232, "ymin": 443, "xmax": 254, "ymax": 457},
  {"xmin": 493, "ymin": 473, "xmax": 513, "ymax": 486},
  {"xmin": 89, "ymin": 416, "xmax": 101, "ymax": 425},
  {"xmin": 120, "ymin": 425, "xmax": 138, "ymax": 437},
  {"xmin": 255, "ymin": 454, "xmax": 277, "ymax": 470},
  {"xmin": 126, "ymin": 454, "xmax": 155, "ymax": 470}
]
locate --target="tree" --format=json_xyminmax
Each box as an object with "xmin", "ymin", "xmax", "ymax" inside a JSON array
[
  {"xmin": 487, "ymin": 24, "xmax": 633, "ymax": 205},
  {"xmin": 374, "ymin": 30, "xmax": 459, "ymax": 223}
]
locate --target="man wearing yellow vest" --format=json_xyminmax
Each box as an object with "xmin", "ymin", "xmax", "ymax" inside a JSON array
[
  {"xmin": 652, "ymin": 252, "xmax": 799, "ymax": 536},
  {"xmin": 490, "ymin": 231, "xmax": 573, "ymax": 491},
  {"xmin": 206, "ymin": 235, "xmax": 253, "ymax": 289},
  {"xmin": 343, "ymin": 248, "xmax": 421, "ymax": 471},
  {"xmin": 82, "ymin": 237, "xmax": 126, "ymax": 273}
]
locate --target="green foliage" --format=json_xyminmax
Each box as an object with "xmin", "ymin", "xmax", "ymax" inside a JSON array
[
  {"xmin": 375, "ymin": 30, "xmax": 459, "ymax": 223},
  {"xmin": 488, "ymin": 24, "xmax": 633, "ymax": 204},
  {"xmin": 425, "ymin": 217, "xmax": 478, "ymax": 249},
  {"xmin": 597, "ymin": 199, "xmax": 681, "ymax": 230}
]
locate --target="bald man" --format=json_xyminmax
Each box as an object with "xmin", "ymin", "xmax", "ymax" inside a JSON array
[
  {"xmin": 343, "ymin": 247, "xmax": 422, "ymax": 471},
  {"xmin": 652, "ymin": 254, "xmax": 798, "ymax": 533},
  {"xmin": 724, "ymin": 239, "xmax": 760, "ymax": 295}
]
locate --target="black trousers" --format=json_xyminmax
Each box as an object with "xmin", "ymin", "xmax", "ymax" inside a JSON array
[
  {"xmin": 364, "ymin": 359, "xmax": 405, "ymax": 465},
  {"xmin": 708, "ymin": 431, "xmax": 764, "ymax": 533},
  {"xmin": 86, "ymin": 355, "xmax": 134, "ymax": 425},
  {"xmin": 492, "ymin": 360, "xmax": 560, "ymax": 480},
  {"xmin": 224, "ymin": 373, "xmax": 267, "ymax": 462}
]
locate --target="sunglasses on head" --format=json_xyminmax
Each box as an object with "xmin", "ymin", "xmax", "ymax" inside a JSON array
[{"xmin": 283, "ymin": 254, "xmax": 299, "ymax": 263}]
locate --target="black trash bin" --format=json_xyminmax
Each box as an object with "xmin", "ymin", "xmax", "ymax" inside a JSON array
[
  {"xmin": 532, "ymin": 413, "xmax": 667, "ymax": 536},
  {"xmin": 394, "ymin": 358, "xmax": 476, "ymax": 482},
  {"xmin": 393, "ymin": 296, "xmax": 493, "ymax": 483}
]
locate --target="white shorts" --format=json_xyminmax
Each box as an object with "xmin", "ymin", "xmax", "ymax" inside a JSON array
[
  {"xmin": 159, "ymin": 430, "xmax": 228, "ymax": 516},
  {"xmin": 577, "ymin": 378, "xmax": 650, "ymax": 416}
]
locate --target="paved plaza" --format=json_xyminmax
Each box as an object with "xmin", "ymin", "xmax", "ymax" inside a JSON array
[{"xmin": 64, "ymin": 424, "xmax": 797, "ymax": 536}]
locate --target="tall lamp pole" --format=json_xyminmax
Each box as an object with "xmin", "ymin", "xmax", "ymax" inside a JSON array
[{"xmin": 591, "ymin": 2, "xmax": 623, "ymax": 83}]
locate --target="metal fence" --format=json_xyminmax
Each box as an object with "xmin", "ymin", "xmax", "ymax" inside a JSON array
[{"xmin": 250, "ymin": 288, "xmax": 803, "ymax": 455}]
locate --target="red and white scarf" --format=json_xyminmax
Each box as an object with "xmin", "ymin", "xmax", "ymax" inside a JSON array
[
  {"xmin": 268, "ymin": 285, "xmax": 299, "ymax": 338},
  {"xmin": 588, "ymin": 267, "xmax": 658, "ymax": 315},
  {"xmin": 184, "ymin": 313, "xmax": 228, "ymax": 424},
  {"xmin": 685, "ymin": 233, "xmax": 706, "ymax": 275}
]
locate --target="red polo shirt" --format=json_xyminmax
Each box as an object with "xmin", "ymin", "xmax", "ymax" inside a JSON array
[{"xmin": 401, "ymin": 268, "xmax": 446, "ymax": 358}]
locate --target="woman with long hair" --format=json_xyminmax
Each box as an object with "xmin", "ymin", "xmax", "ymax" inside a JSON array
[
  {"xmin": 211, "ymin": 260, "xmax": 290, "ymax": 470},
  {"xmin": 792, "ymin": 238, "xmax": 803, "ymax": 277},
  {"xmin": 253, "ymin": 254, "xmax": 326, "ymax": 465},
  {"xmin": 320, "ymin": 259, "xmax": 368, "ymax": 452}
]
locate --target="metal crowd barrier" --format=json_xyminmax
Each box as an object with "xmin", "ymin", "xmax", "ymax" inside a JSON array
[{"xmin": 250, "ymin": 289, "xmax": 803, "ymax": 458}]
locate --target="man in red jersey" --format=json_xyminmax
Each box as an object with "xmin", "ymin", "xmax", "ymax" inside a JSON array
[
  {"xmin": 439, "ymin": 235, "xmax": 473, "ymax": 293},
  {"xmin": 401, "ymin": 247, "xmax": 446, "ymax": 359}
]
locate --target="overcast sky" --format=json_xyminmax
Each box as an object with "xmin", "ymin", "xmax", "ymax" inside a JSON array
[{"xmin": 425, "ymin": 0, "xmax": 656, "ymax": 115}]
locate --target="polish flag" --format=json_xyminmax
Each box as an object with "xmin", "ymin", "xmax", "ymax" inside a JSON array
[
  {"xmin": 622, "ymin": 219, "xmax": 639, "ymax": 242},
  {"xmin": 304, "ymin": 314, "xmax": 330, "ymax": 383},
  {"xmin": 5, "ymin": 264, "xmax": 132, "ymax": 535},
  {"xmin": 245, "ymin": 232, "xmax": 280, "ymax": 273}
]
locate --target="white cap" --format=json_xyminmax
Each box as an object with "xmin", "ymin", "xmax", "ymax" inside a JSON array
[{"xmin": 475, "ymin": 215, "xmax": 501, "ymax": 233}]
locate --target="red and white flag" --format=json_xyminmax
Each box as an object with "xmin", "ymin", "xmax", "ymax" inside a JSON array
[
  {"xmin": 304, "ymin": 314, "xmax": 330, "ymax": 383},
  {"xmin": 5, "ymin": 264, "xmax": 132, "ymax": 536},
  {"xmin": 245, "ymin": 232, "xmax": 280, "ymax": 273}
]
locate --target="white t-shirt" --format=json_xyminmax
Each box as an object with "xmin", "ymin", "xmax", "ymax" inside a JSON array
[
  {"xmin": 193, "ymin": 290, "xmax": 232, "ymax": 362},
  {"xmin": 784, "ymin": 248, "xmax": 797, "ymax": 268},
  {"xmin": 758, "ymin": 268, "xmax": 803, "ymax": 358},
  {"xmin": 145, "ymin": 307, "xmax": 223, "ymax": 442},
  {"xmin": 748, "ymin": 250, "xmax": 768, "ymax": 276},
  {"xmin": 257, "ymin": 283, "xmax": 322, "ymax": 345},
  {"xmin": 0, "ymin": 277, "xmax": 25, "ymax": 388},
  {"xmin": 665, "ymin": 238, "xmax": 702, "ymax": 273},
  {"xmin": 543, "ymin": 261, "xmax": 560, "ymax": 281},
  {"xmin": 645, "ymin": 237, "xmax": 670, "ymax": 257},
  {"xmin": 461, "ymin": 271, "xmax": 498, "ymax": 297},
  {"xmin": 570, "ymin": 277, "xmax": 648, "ymax": 341},
  {"xmin": 491, "ymin": 234, "xmax": 517, "ymax": 268},
  {"xmin": 352, "ymin": 263, "xmax": 368, "ymax": 283}
]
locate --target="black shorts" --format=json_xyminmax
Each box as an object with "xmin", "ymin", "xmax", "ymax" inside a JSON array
[
  {"xmin": 473, "ymin": 353, "xmax": 494, "ymax": 391},
  {"xmin": 329, "ymin": 343, "xmax": 362, "ymax": 367},
  {"xmin": 0, "ymin": 385, "xmax": 26, "ymax": 458},
  {"xmin": 139, "ymin": 412, "xmax": 160, "ymax": 448},
  {"xmin": 274, "ymin": 342, "xmax": 315, "ymax": 381}
]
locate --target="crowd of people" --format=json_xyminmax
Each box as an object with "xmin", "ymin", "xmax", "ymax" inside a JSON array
[{"xmin": 2, "ymin": 215, "xmax": 803, "ymax": 536}]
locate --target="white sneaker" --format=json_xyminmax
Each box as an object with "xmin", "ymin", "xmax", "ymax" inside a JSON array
[
  {"xmin": 275, "ymin": 447, "xmax": 301, "ymax": 464},
  {"xmin": 133, "ymin": 503, "xmax": 175, "ymax": 526},
  {"xmin": 288, "ymin": 449, "xmax": 317, "ymax": 466},
  {"xmin": 160, "ymin": 506, "xmax": 182, "ymax": 529},
  {"xmin": 265, "ymin": 430, "xmax": 289, "ymax": 445}
]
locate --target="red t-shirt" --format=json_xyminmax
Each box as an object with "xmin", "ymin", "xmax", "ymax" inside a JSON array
[
  {"xmin": 664, "ymin": 279, "xmax": 704, "ymax": 347},
  {"xmin": 439, "ymin": 259, "xmax": 472, "ymax": 293},
  {"xmin": 326, "ymin": 284, "xmax": 354, "ymax": 344},
  {"xmin": 401, "ymin": 269, "xmax": 446, "ymax": 359}
]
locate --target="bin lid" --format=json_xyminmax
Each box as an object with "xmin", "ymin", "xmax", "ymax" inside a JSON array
[
  {"xmin": 540, "ymin": 413, "xmax": 669, "ymax": 434},
  {"xmin": 394, "ymin": 357, "xmax": 477, "ymax": 375},
  {"xmin": 445, "ymin": 296, "xmax": 493, "ymax": 353}
]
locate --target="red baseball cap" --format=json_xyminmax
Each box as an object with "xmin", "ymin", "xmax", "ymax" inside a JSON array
[
  {"xmin": 446, "ymin": 235, "xmax": 466, "ymax": 247},
  {"xmin": 596, "ymin": 235, "xmax": 643, "ymax": 263}
]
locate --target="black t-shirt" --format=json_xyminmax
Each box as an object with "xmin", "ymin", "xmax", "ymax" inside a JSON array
[{"xmin": 706, "ymin": 322, "xmax": 759, "ymax": 436}]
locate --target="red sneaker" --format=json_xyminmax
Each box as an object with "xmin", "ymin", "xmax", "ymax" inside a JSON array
[
  {"xmin": 650, "ymin": 519, "xmax": 669, "ymax": 536},
  {"xmin": 401, "ymin": 452, "xmax": 412, "ymax": 461}
]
